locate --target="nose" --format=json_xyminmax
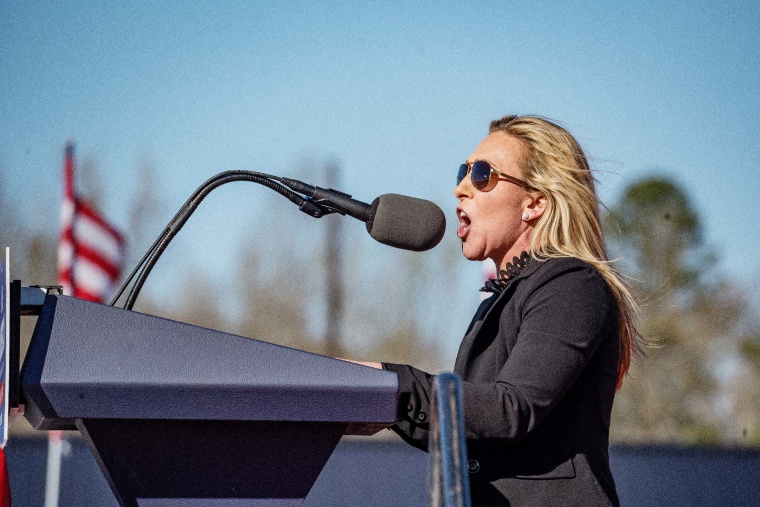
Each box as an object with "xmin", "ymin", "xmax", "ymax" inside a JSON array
[{"xmin": 454, "ymin": 172, "xmax": 474, "ymax": 200}]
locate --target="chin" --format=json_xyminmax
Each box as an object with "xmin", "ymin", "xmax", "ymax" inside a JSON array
[{"xmin": 460, "ymin": 244, "xmax": 487, "ymax": 262}]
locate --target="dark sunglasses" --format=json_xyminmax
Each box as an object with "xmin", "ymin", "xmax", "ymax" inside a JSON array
[{"xmin": 457, "ymin": 161, "xmax": 535, "ymax": 192}]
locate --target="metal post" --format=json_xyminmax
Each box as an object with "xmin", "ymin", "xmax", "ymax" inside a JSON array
[
  {"xmin": 44, "ymin": 431, "xmax": 63, "ymax": 507},
  {"xmin": 428, "ymin": 372, "xmax": 471, "ymax": 507}
]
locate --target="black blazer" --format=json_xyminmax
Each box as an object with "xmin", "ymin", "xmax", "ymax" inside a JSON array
[{"xmin": 384, "ymin": 257, "xmax": 620, "ymax": 507}]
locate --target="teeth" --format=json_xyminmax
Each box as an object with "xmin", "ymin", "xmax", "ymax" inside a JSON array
[{"xmin": 456, "ymin": 208, "xmax": 471, "ymax": 239}]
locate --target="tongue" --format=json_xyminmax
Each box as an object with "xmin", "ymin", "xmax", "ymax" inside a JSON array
[{"xmin": 457, "ymin": 222, "xmax": 469, "ymax": 239}]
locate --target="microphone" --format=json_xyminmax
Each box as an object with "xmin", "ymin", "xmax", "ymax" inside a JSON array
[
  {"xmin": 367, "ymin": 193, "xmax": 446, "ymax": 251},
  {"xmin": 279, "ymin": 178, "xmax": 446, "ymax": 252}
]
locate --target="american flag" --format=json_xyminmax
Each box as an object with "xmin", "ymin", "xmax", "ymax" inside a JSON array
[
  {"xmin": 46, "ymin": 143, "xmax": 126, "ymax": 507},
  {"xmin": 57, "ymin": 143, "xmax": 125, "ymax": 302}
]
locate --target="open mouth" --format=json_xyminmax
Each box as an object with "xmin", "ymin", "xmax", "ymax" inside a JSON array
[{"xmin": 457, "ymin": 208, "xmax": 471, "ymax": 239}]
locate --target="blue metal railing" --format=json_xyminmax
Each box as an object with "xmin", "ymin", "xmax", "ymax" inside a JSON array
[{"xmin": 428, "ymin": 372, "xmax": 471, "ymax": 507}]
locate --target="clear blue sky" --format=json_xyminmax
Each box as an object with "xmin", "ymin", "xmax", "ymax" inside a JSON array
[{"xmin": 2, "ymin": 2, "xmax": 760, "ymax": 312}]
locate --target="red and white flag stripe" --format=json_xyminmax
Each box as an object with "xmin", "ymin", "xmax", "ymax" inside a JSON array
[{"xmin": 57, "ymin": 143, "xmax": 125, "ymax": 303}]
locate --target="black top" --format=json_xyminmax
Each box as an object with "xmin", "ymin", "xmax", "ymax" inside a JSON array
[{"xmin": 384, "ymin": 256, "xmax": 620, "ymax": 507}]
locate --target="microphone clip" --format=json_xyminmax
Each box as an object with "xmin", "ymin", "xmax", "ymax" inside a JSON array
[
  {"xmin": 298, "ymin": 198, "xmax": 332, "ymax": 218},
  {"xmin": 281, "ymin": 177, "xmax": 361, "ymax": 219}
]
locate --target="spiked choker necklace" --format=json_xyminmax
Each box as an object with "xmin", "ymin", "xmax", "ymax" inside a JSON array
[{"xmin": 480, "ymin": 251, "xmax": 531, "ymax": 294}]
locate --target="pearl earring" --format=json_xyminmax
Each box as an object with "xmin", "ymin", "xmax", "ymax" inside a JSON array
[{"xmin": 523, "ymin": 213, "xmax": 530, "ymax": 220}]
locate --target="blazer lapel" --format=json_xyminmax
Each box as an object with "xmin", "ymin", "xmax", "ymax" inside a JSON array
[
  {"xmin": 454, "ymin": 289, "xmax": 510, "ymax": 376},
  {"xmin": 453, "ymin": 259, "xmax": 545, "ymax": 377}
]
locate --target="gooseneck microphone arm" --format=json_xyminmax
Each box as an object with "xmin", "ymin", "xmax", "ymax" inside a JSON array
[
  {"xmin": 111, "ymin": 170, "xmax": 339, "ymax": 310},
  {"xmin": 111, "ymin": 170, "xmax": 446, "ymax": 310}
]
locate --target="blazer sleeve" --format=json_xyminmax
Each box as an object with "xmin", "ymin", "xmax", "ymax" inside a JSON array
[{"xmin": 381, "ymin": 362, "xmax": 435, "ymax": 451}]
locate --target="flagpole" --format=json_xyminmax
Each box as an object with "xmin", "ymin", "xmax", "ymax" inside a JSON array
[
  {"xmin": 44, "ymin": 430, "xmax": 63, "ymax": 507},
  {"xmin": 45, "ymin": 142, "xmax": 76, "ymax": 507}
]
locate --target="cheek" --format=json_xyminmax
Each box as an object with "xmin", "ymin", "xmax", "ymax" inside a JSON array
[
  {"xmin": 467, "ymin": 190, "xmax": 524, "ymax": 252},
  {"xmin": 483, "ymin": 202, "xmax": 522, "ymax": 244},
  {"xmin": 483, "ymin": 200, "xmax": 517, "ymax": 231}
]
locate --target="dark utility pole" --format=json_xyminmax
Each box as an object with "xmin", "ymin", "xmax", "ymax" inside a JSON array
[{"xmin": 323, "ymin": 161, "xmax": 344, "ymax": 357}]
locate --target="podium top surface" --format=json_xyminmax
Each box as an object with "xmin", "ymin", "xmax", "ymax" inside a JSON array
[{"xmin": 22, "ymin": 295, "xmax": 399, "ymax": 426}]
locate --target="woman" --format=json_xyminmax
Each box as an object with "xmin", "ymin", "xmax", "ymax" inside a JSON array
[{"xmin": 358, "ymin": 115, "xmax": 639, "ymax": 506}]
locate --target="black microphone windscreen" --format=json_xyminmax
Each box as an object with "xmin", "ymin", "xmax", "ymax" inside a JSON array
[{"xmin": 366, "ymin": 194, "xmax": 446, "ymax": 251}]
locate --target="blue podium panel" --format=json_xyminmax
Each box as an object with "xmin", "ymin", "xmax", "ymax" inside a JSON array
[
  {"xmin": 20, "ymin": 295, "xmax": 400, "ymax": 507},
  {"xmin": 22, "ymin": 295, "xmax": 398, "ymax": 428}
]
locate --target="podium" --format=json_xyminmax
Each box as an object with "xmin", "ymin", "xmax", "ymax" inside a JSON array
[{"xmin": 21, "ymin": 295, "xmax": 399, "ymax": 507}]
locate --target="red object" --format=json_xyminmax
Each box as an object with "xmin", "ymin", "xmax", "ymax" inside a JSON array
[
  {"xmin": 481, "ymin": 260, "xmax": 497, "ymax": 300},
  {"xmin": 57, "ymin": 143, "xmax": 125, "ymax": 302},
  {"xmin": 0, "ymin": 447, "xmax": 10, "ymax": 507}
]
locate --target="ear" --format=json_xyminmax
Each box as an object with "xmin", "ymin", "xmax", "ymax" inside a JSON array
[{"xmin": 522, "ymin": 193, "xmax": 546, "ymax": 222}]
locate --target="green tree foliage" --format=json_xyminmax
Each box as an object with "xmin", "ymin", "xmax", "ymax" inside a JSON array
[
  {"xmin": 608, "ymin": 177, "xmax": 709, "ymax": 295},
  {"xmin": 607, "ymin": 176, "xmax": 760, "ymax": 444}
]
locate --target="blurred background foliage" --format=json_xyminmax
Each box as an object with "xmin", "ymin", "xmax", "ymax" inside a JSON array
[
  {"xmin": 2, "ymin": 160, "xmax": 759, "ymax": 445},
  {"xmin": 606, "ymin": 176, "xmax": 760, "ymax": 444}
]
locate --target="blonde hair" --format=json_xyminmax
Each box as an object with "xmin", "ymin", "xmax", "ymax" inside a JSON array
[{"xmin": 489, "ymin": 115, "xmax": 641, "ymax": 389}]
